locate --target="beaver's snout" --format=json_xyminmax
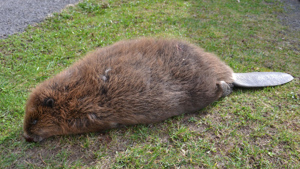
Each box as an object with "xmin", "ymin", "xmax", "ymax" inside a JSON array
[
  {"xmin": 23, "ymin": 135, "xmax": 35, "ymax": 142},
  {"xmin": 23, "ymin": 132, "xmax": 43, "ymax": 143},
  {"xmin": 23, "ymin": 132, "xmax": 35, "ymax": 142}
]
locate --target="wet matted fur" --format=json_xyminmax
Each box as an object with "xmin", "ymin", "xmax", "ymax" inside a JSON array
[{"xmin": 23, "ymin": 38, "xmax": 234, "ymax": 142}]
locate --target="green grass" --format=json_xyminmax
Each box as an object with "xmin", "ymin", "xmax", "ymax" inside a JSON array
[{"xmin": 0, "ymin": 0, "xmax": 299, "ymax": 168}]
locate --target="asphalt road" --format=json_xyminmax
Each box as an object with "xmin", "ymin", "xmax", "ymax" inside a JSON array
[
  {"xmin": 0, "ymin": 0, "xmax": 80, "ymax": 39},
  {"xmin": 0, "ymin": 0, "xmax": 299, "ymax": 39}
]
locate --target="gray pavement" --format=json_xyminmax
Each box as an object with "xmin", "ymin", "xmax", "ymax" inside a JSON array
[{"xmin": 0, "ymin": 0, "xmax": 80, "ymax": 39}]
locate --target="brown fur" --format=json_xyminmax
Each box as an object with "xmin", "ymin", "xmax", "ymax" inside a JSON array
[{"xmin": 23, "ymin": 38, "xmax": 234, "ymax": 142}]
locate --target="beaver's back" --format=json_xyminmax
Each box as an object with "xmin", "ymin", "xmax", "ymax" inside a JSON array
[{"xmin": 70, "ymin": 38, "xmax": 233, "ymax": 123}]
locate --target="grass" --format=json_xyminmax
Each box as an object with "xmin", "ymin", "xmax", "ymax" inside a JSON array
[{"xmin": 0, "ymin": 0, "xmax": 299, "ymax": 168}]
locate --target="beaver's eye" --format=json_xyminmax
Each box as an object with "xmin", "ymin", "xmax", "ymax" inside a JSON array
[
  {"xmin": 43, "ymin": 98, "xmax": 54, "ymax": 108},
  {"xmin": 32, "ymin": 119, "xmax": 38, "ymax": 125}
]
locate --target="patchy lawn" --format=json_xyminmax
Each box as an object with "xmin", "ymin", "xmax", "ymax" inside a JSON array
[{"xmin": 0, "ymin": 0, "xmax": 299, "ymax": 168}]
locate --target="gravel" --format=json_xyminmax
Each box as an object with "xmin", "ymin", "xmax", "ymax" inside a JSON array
[{"xmin": 0, "ymin": 0, "xmax": 81, "ymax": 39}]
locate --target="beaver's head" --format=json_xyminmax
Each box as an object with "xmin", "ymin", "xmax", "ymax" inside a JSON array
[
  {"xmin": 23, "ymin": 93, "xmax": 63, "ymax": 142},
  {"xmin": 23, "ymin": 66, "xmax": 117, "ymax": 142},
  {"xmin": 23, "ymin": 70, "xmax": 106, "ymax": 142},
  {"xmin": 22, "ymin": 78, "xmax": 75, "ymax": 142}
]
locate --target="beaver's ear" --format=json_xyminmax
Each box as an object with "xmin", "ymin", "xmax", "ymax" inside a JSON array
[{"xmin": 43, "ymin": 98, "xmax": 54, "ymax": 108}]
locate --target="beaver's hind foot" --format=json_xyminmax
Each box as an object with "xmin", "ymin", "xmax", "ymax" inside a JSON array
[{"xmin": 220, "ymin": 81, "xmax": 233, "ymax": 97}]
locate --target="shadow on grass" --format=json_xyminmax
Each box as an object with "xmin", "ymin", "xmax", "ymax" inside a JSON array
[{"xmin": 1, "ymin": 110, "xmax": 210, "ymax": 168}]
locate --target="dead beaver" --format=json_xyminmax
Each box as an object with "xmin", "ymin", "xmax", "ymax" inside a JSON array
[{"xmin": 23, "ymin": 38, "xmax": 235, "ymax": 142}]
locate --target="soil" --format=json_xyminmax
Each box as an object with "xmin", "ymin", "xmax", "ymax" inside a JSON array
[{"xmin": 279, "ymin": 0, "xmax": 300, "ymax": 30}]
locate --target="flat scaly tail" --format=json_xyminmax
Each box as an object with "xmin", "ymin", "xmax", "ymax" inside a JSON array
[{"xmin": 232, "ymin": 72, "xmax": 294, "ymax": 88}]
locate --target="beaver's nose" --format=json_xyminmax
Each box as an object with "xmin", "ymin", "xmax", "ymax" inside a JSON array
[{"xmin": 23, "ymin": 134, "xmax": 35, "ymax": 142}]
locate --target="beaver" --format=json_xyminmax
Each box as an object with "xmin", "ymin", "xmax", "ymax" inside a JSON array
[{"xmin": 23, "ymin": 38, "xmax": 234, "ymax": 142}]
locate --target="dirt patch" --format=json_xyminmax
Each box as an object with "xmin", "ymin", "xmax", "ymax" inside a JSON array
[{"xmin": 279, "ymin": 0, "xmax": 300, "ymax": 30}]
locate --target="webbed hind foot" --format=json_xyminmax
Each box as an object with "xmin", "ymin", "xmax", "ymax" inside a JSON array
[{"xmin": 220, "ymin": 81, "xmax": 233, "ymax": 97}]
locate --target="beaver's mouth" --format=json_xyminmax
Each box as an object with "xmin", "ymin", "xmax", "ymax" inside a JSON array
[{"xmin": 23, "ymin": 133, "xmax": 44, "ymax": 142}]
